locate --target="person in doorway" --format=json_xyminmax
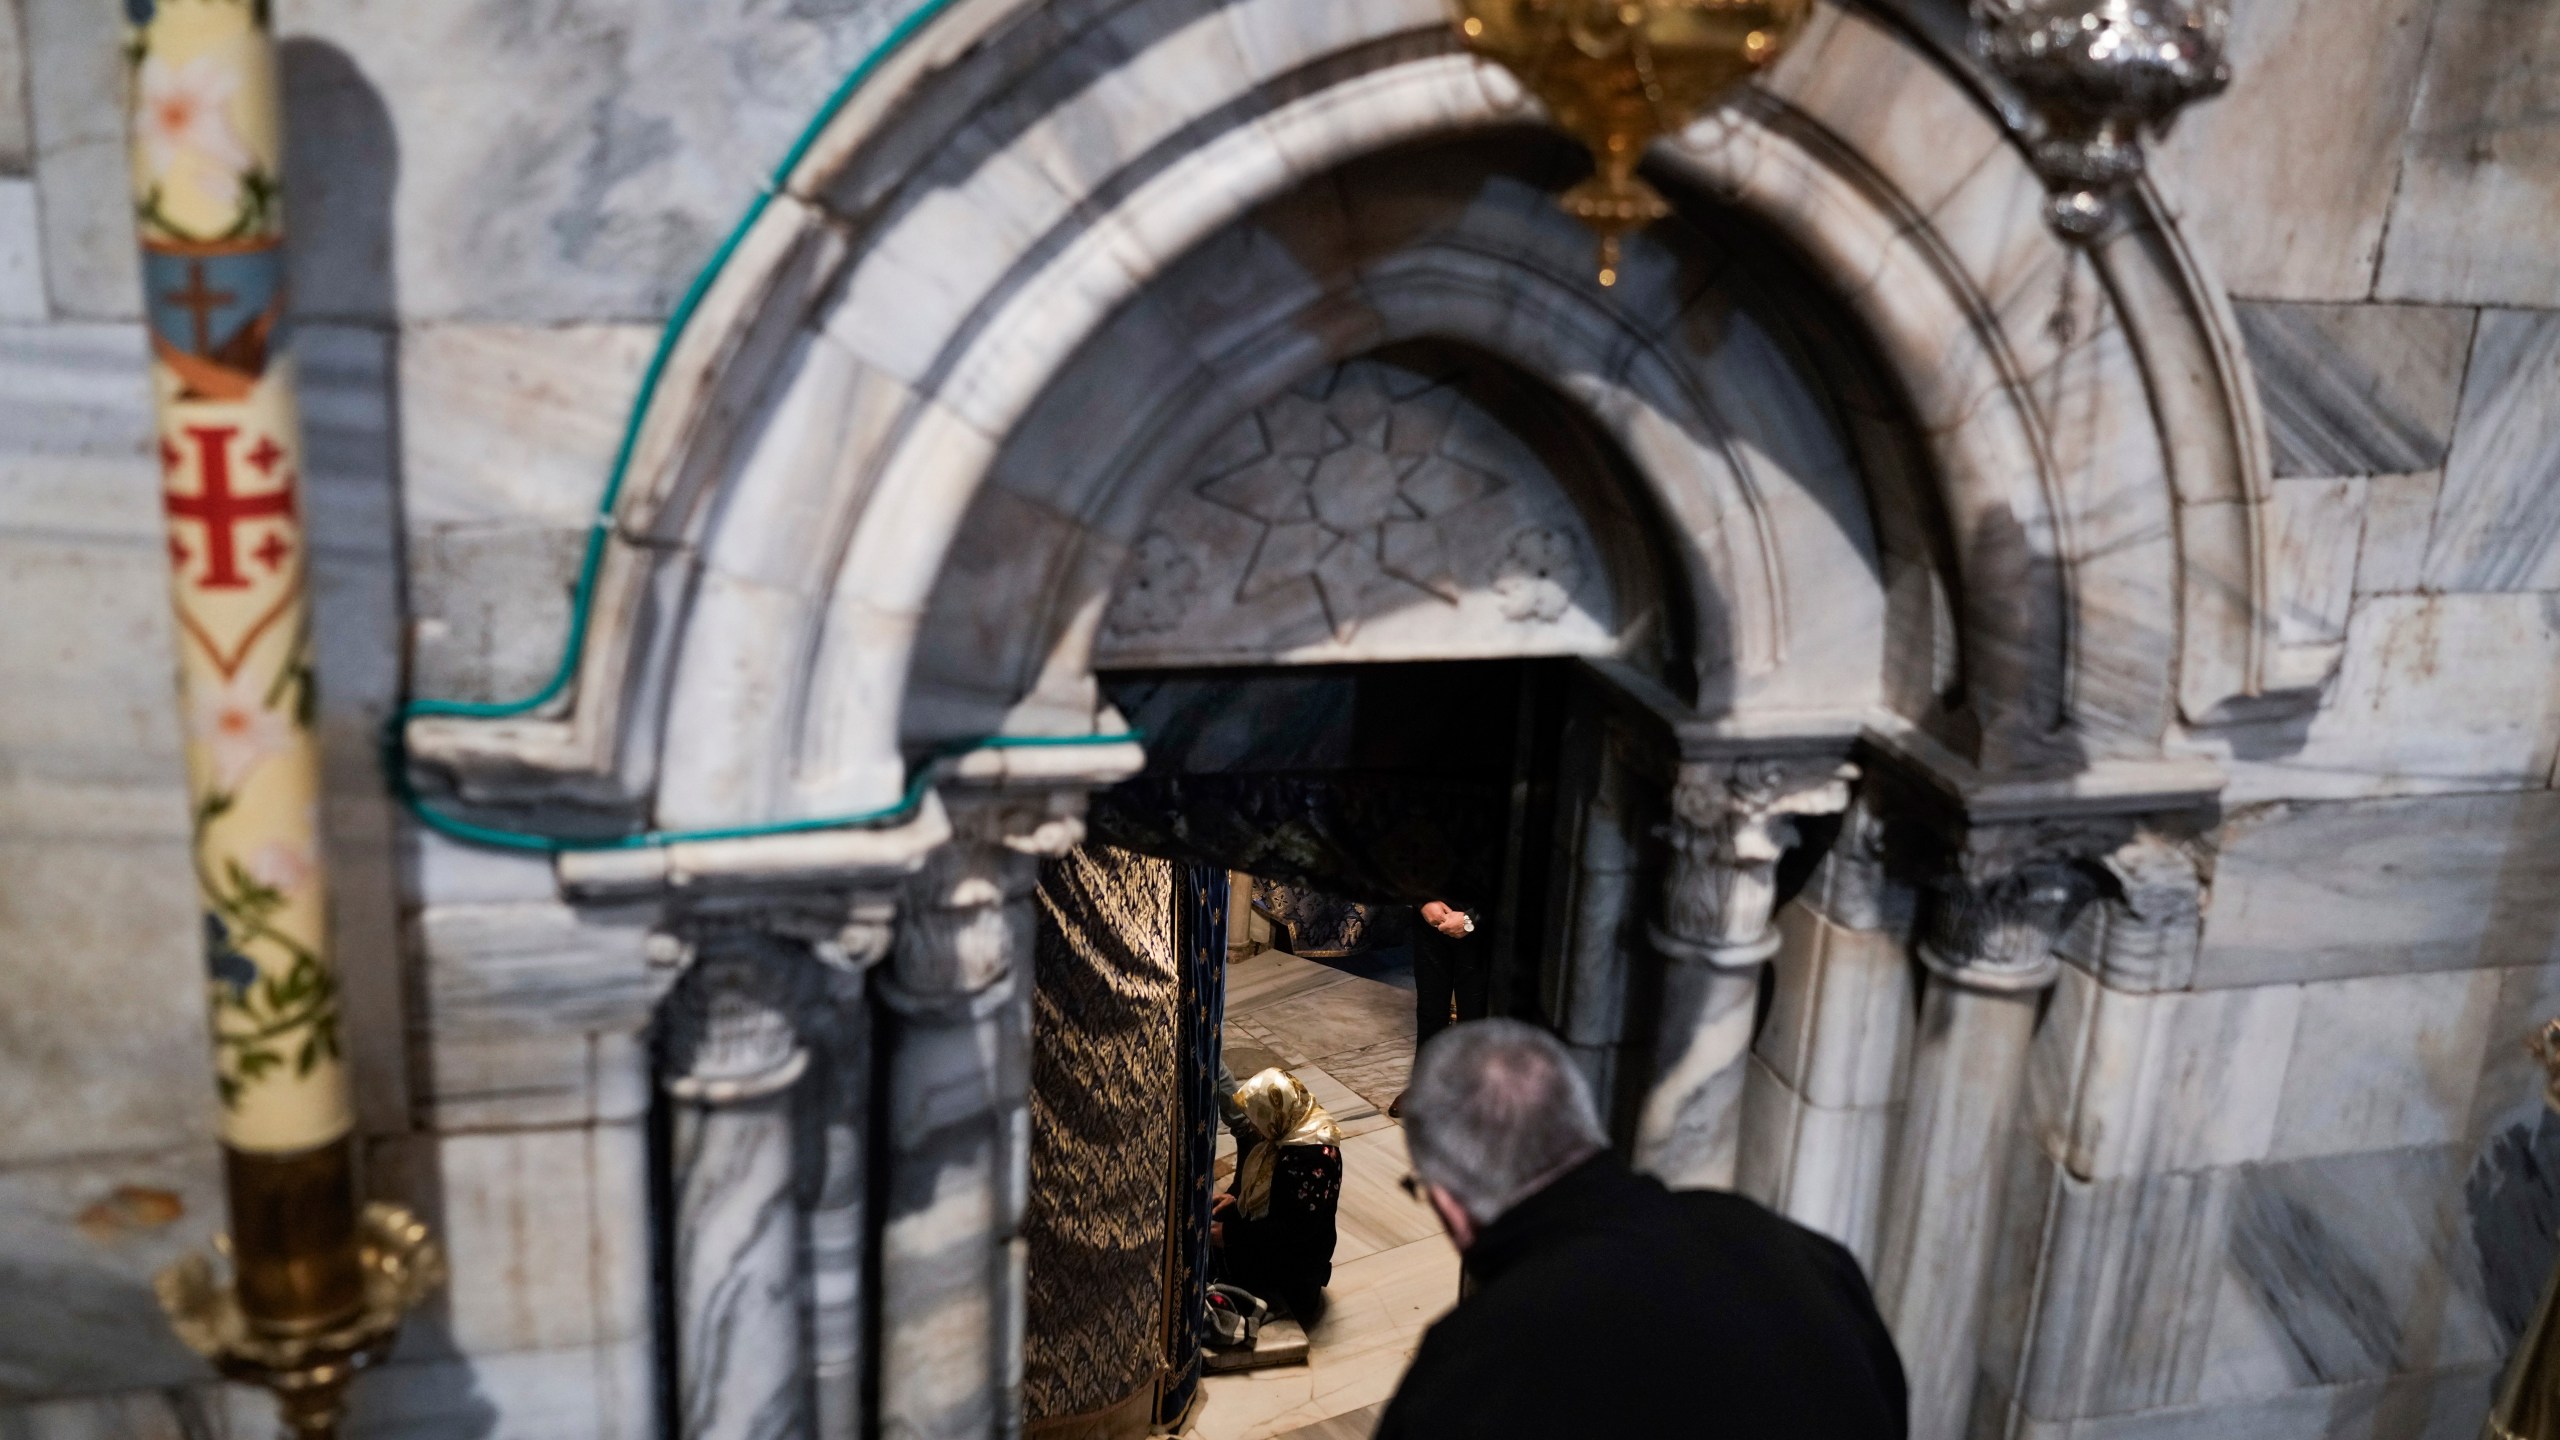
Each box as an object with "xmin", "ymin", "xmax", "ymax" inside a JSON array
[
  {"xmin": 1390, "ymin": 898, "xmax": 1485, "ymax": 1118},
  {"xmin": 1378, "ymin": 1020, "xmax": 1907, "ymax": 1440},
  {"xmin": 1211, "ymin": 1068, "xmax": 1344, "ymax": 1320}
]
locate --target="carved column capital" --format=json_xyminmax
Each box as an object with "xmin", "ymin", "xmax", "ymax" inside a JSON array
[
  {"xmin": 1802, "ymin": 796, "xmax": 1915, "ymax": 936},
  {"xmin": 2058, "ymin": 829, "xmax": 2211, "ymax": 991},
  {"xmin": 659, "ymin": 934, "xmax": 819, "ymax": 1103},
  {"xmin": 1915, "ymin": 819, "xmax": 2124, "ymax": 992},
  {"xmin": 895, "ymin": 792, "xmax": 1086, "ymax": 998},
  {"xmin": 1652, "ymin": 756, "xmax": 1857, "ymax": 969}
]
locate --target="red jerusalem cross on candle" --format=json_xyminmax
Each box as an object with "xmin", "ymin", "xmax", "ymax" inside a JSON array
[{"xmin": 166, "ymin": 426, "xmax": 296, "ymax": 590}]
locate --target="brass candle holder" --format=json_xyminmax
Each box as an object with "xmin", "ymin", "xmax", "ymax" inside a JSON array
[
  {"xmin": 1448, "ymin": 0, "xmax": 1811, "ymax": 284},
  {"xmin": 157, "ymin": 1158, "xmax": 445, "ymax": 1440}
]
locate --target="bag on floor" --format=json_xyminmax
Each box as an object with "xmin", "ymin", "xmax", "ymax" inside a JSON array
[{"xmin": 1205, "ymin": 1283, "xmax": 1269, "ymax": 1350}]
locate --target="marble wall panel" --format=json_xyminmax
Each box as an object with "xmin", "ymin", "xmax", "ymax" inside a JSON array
[
  {"xmin": 1756, "ymin": 903, "xmax": 1910, "ymax": 1109},
  {"xmin": 2268, "ymin": 969, "xmax": 2499, "ymax": 1163},
  {"xmin": 2028, "ymin": 967, "xmax": 2297, "ymax": 1182},
  {"xmin": 2232, "ymin": 303, "xmax": 2471, "ymax": 478},
  {"xmin": 413, "ymin": 828, "xmax": 567, "ymax": 907},
  {"xmin": 0, "ymin": 835, "xmax": 210, "ymax": 1166},
  {"xmin": 411, "ymin": 901, "xmax": 662, "ymax": 1037},
  {"xmin": 0, "ymin": 323, "xmax": 156, "ymax": 544},
  {"xmin": 2146, "ymin": 0, "xmax": 2434, "ymax": 300},
  {"xmin": 397, "ymin": 324, "xmax": 652, "ymax": 531},
  {"xmin": 0, "ymin": 1144, "xmax": 225, "ymax": 1396},
  {"xmin": 1736, "ymin": 1057, "xmax": 1894, "ymax": 1268},
  {"xmin": 1983, "ymin": 1149, "xmax": 2232, "ymax": 1422},
  {"xmin": 0, "ymin": 178, "xmax": 39, "ymax": 320},
  {"xmin": 19, "ymin": 0, "xmax": 134, "ymax": 317},
  {"xmin": 2199, "ymin": 791, "xmax": 2560, "ymax": 988},
  {"xmin": 368, "ymin": 1123, "xmax": 652, "ymax": 1362},
  {"xmin": 1997, "ymin": 1364, "xmax": 2499, "ymax": 1440},
  {"xmin": 271, "ymin": 0, "xmax": 904, "ymax": 323},
  {"xmin": 2203, "ymin": 1145, "xmax": 2499, "ymax": 1399},
  {"xmin": 2467, "ymin": 962, "xmax": 2560, "ymax": 1144},
  {"xmin": 406, "ymin": 524, "xmax": 589, "ymax": 708},
  {"xmin": 2421, "ymin": 308, "xmax": 2560, "ymax": 592},
  {"xmin": 413, "ymin": 1030, "xmax": 626, "ymax": 1132},
  {"xmin": 2356, "ymin": 472, "xmax": 2441, "ymax": 596},
  {"xmin": 2264, "ymin": 477, "xmax": 2362, "ymax": 654},
  {"xmin": 2376, "ymin": 0, "xmax": 2560, "ymax": 305},
  {"xmin": 0, "ymin": 537, "xmax": 187, "ymax": 785},
  {"xmin": 2206, "ymin": 593, "xmax": 2560, "ymax": 803}
]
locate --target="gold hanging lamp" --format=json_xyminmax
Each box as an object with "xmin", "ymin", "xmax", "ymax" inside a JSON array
[{"xmin": 1450, "ymin": 0, "xmax": 1812, "ymax": 285}]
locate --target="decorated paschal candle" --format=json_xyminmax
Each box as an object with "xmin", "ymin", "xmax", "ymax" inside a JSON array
[{"xmin": 125, "ymin": 0, "xmax": 363, "ymax": 1332}]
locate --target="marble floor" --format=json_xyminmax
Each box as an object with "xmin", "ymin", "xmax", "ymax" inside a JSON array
[{"xmin": 1195, "ymin": 947, "xmax": 1459, "ymax": 1440}]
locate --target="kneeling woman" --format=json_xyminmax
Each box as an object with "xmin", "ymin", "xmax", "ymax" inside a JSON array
[{"xmin": 1213, "ymin": 1069, "xmax": 1344, "ymax": 1319}]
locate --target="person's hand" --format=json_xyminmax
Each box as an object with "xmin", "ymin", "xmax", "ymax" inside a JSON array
[
  {"xmin": 1421, "ymin": 900, "xmax": 1473, "ymax": 939},
  {"xmin": 1211, "ymin": 1193, "xmax": 1236, "ymax": 1217}
]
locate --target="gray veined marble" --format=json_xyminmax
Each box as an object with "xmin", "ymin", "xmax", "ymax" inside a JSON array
[
  {"xmin": 2465, "ymin": 1107, "xmax": 2560, "ymax": 1346},
  {"xmin": 2421, "ymin": 309, "xmax": 2560, "ymax": 593},
  {"xmin": 2210, "ymin": 1145, "xmax": 2501, "ymax": 1397},
  {"xmin": 2231, "ymin": 302, "xmax": 2471, "ymax": 479},
  {"xmin": 2376, "ymin": 0, "xmax": 2560, "ymax": 305},
  {"xmin": 664, "ymin": 948, "xmax": 817, "ymax": 1440}
]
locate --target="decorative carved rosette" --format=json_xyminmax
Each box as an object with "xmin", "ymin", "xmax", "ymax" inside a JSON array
[
  {"xmin": 1971, "ymin": 0, "xmax": 2232, "ymax": 239},
  {"xmin": 1652, "ymin": 756, "xmax": 1856, "ymax": 967}
]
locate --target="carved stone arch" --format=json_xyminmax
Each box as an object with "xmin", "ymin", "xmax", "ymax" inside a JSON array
[
  {"xmin": 899, "ymin": 129, "xmax": 1906, "ymax": 751},
  {"xmin": 400, "ymin": 0, "xmax": 2282, "ymax": 831}
]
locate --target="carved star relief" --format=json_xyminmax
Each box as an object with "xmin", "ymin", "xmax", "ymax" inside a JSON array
[{"xmin": 1197, "ymin": 363, "xmax": 1506, "ymax": 641}]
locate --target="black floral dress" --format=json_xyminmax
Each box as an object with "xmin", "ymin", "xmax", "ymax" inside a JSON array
[{"xmin": 1216, "ymin": 1137, "xmax": 1344, "ymax": 1317}]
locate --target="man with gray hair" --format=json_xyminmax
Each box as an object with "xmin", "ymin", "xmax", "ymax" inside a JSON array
[{"xmin": 1378, "ymin": 1019, "xmax": 1906, "ymax": 1439}]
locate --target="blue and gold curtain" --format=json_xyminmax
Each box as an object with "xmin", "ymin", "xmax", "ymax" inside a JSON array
[{"xmin": 1159, "ymin": 863, "xmax": 1228, "ymax": 1428}]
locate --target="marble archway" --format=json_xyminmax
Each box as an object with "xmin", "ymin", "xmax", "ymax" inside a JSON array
[
  {"xmin": 397, "ymin": 2, "xmax": 2295, "ymax": 1438},
  {"xmin": 404, "ymin": 0, "xmax": 2292, "ymax": 822}
]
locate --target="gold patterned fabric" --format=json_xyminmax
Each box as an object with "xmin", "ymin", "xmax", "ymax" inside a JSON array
[{"xmin": 1025, "ymin": 845, "xmax": 1180, "ymax": 1426}]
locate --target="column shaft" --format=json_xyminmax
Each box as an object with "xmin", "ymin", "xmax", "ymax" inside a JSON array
[
  {"xmin": 1874, "ymin": 840, "xmax": 2101, "ymax": 1440},
  {"xmin": 1636, "ymin": 758, "xmax": 1852, "ymax": 1189},
  {"xmin": 878, "ymin": 810, "xmax": 1050, "ymax": 1440},
  {"xmin": 1873, "ymin": 973, "xmax": 2041, "ymax": 1440},
  {"xmin": 663, "ymin": 946, "xmax": 815, "ymax": 1440}
]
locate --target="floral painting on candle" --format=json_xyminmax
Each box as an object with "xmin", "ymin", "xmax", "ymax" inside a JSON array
[{"xmin": 128, "ymin": 0, "xmax": 351, "ymax": 1154}]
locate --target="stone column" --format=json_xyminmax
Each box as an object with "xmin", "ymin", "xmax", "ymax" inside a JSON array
[
  {"xmin": 809, "ymin": 901, "xmax": 896, "ymax": 1440},
  {"xmin": 1873, "ymin": 832, "xmax": 2105, "ymax": 1440},
  {"xmin": 662, "ymin": 938, "xmax": 817, "ymax": 1440},
  {"xmin": 877, "ymin": 800, "xmax": 1077, "ymax": 1440},
  {"xmin": 1735, "ymin": 799, "xmax": 1916, "ymax": 1265},
  {"xmin": 1636, "ymin": 756, "xmax": 1854, "ymax": 1189}
]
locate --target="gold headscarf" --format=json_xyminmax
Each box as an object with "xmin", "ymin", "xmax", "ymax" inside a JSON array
[{"xmin": 1234, "ymin": 1068, "xmax": 1343, "ymax": 1220}]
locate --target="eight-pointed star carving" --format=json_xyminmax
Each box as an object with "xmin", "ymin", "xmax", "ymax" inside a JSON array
[{"xmin": 1196, "ymin": 363, "xmax": 1506, "ymax": 640}]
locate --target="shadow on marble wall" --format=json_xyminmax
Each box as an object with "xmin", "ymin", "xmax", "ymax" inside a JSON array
[
  {"xmin": 277, "ymin": 43, "xmax": 491, "ymax": 1436},
  {"xmin": 277, "ymin": 36, "xmax": 425, "ymax": 1141}
]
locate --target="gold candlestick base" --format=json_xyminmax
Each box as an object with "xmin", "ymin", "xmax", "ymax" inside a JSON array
[{"xmin": 156, "ymin": 1202, "xmax": 446, "ymax": 1439}]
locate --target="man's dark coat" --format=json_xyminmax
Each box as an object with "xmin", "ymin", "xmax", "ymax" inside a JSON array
[{"xmin": 1376, "ymin": 1153, "xmax": 1908, "ymax": 1440}]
